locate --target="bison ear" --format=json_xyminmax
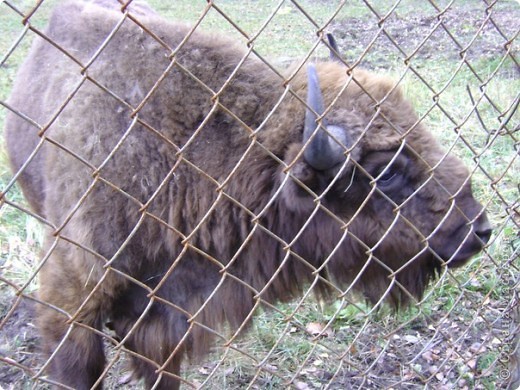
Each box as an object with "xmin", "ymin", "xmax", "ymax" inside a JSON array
[
  {"xmin": 303, "ymin": 64, "xmax": 351, "ymax": 171},
  {"xmin": 326, "ymin": 33, "xmax": 342, "ymax": 62}
]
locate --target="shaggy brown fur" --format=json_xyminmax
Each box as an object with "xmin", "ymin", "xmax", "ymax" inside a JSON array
[{"xmin": 5, "ymin": 1, "xmax": 492, "ymax": 389}]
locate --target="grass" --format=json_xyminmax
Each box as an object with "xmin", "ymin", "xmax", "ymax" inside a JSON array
[{"xmin": 0, "ymin": 0, "xmax": 518, "ymax": 389}]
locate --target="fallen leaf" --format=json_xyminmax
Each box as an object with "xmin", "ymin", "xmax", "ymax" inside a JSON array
[
  {"xmin": 305, "ymin": 322, "xmax": 333, "ymax": 337},
  {"xmin": 403, "ymin": 335, "xmax": 419, "ymax": 344},
  {"xmin": 198, "ymin": 364, "xmax": 215, "ymax": 375},
  {"xmin": 301, "ymin": 366, "xmax": 317, "ymax": 375},
  {"xmin": 469, "ymin": 342, "xmax": 486, "ymax": 354},
  {"xmin": 295, "ymin": 381, "xmax": 311, "ymax": 390},
  {"xmin": 264, "ymin": 364, "xmax": 278, "ymax": 372},
  {"xmin": 466, "ymin": 358, "xmax": 477, "ymax": 370},
  {"xmin": 118, "ymin": 372, "xmax": 134, "ymax": 385},
  {"xmin": 278, "ymin": 6, "xmax": 293, "ymax": 15},
  {"xmin": 422, "ymin": 350, "xmax": 440, "ymax": 363}
]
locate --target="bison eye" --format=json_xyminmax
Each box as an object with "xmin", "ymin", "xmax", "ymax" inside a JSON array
[
  {"xmin": 361, "ymin": 150, "xmax": 409, "ymax": 191},
  {"xmin": 377, "ymin": 168, "xmax": 398, "ymax": 186},
  {"xmin": 373, "ymin": 164, "xmax": 400, "ymax": 189}
]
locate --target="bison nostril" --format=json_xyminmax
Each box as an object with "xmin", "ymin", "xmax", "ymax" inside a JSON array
[{"xmin": 475, "ymin": 227, "xmax": 492, "ymax": 244}]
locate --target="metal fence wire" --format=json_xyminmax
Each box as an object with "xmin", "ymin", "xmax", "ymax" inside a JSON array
[{"xmin": 0, "ymin": 0, "xmax": 518, "ymax": 389}]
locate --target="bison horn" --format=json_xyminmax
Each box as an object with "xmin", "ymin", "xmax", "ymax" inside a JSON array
[{"xmin": 303, "ymin": 64, "xmax": 349, "ymax": 171}]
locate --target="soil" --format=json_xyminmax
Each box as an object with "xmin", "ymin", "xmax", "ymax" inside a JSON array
[
  {"xmin": 329, "ymin": 1, "xmax": 519, "ymax": 72},
  {"xmin": 0, "ymin": 296, "xmax": 39, "ymax": 388}
]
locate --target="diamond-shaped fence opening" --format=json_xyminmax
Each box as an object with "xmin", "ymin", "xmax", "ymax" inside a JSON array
[{"xmin": 0, "ymin": 1, "xmax": 518, "ymax": 389}]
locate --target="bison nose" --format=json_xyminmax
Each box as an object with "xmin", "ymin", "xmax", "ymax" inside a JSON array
[{"xmin": 474, "ymin": 213, "xmax": 492, "ymax": 245}]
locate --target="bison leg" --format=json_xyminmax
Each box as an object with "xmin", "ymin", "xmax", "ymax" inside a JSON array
[
  {"xmin": 37, "ymin": 245, "xmax": 119, "ymax": 389},
  {"xmin": 110, "ymin": 294, "xmax": 188, "ymax": 390},
  {"xmin": 39, "ymin": 306, "xmax": 105, "ymax": 389},
  {"xmin": 131, "ymin": 348, "xmax": 183, "ymax": 390}
]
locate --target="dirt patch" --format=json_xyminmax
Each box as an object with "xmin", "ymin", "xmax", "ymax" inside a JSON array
[
  {"xmin": 0, "ymin": 296, "xmax": 40, "ymax": 388},
  {"xmin": 330, "ymin": 2, "xmax": 519, "ymax": 70}
]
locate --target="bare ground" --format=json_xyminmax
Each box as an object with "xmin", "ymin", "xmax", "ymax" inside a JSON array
[{"xmin": 329, "ymin": 1, "xmax": 519, "ymax": 73}]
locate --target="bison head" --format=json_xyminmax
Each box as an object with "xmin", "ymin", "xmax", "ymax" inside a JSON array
[{"xmin": 278, "ymin": 63, "xmax": 492, "ymax": 304}]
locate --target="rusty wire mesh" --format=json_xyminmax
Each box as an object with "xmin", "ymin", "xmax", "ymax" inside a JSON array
[{"xmin": 0, "ymin": 0, "xmax": 518, "ymax": 389}]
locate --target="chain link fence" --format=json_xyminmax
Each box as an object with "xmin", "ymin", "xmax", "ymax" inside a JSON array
[{"xmin": 0, "ymin": 0, "xmax": 518, "ymax": 389}]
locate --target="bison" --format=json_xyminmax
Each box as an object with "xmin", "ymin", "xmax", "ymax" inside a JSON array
[{"xmin": 5, "ymin": 0, "xmax": 492, "ymax": 388}]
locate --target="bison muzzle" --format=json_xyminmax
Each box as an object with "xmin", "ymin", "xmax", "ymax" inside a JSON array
[{"xmin": 5, "ymin": 0, "xmax": 492, "ymax": 388}]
